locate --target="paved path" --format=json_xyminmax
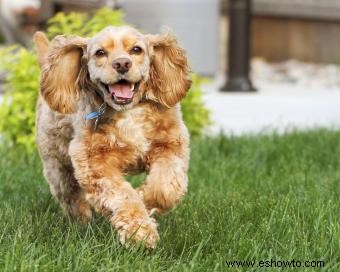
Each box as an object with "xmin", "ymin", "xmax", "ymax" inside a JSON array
[{"xmin": 203, "ymin": 79, "xmax": 340, "ymax": 135}]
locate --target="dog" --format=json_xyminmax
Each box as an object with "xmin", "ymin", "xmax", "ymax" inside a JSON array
[{"xmin": 34, "ymin": 25, "xmax": 191, "ymax": 249}]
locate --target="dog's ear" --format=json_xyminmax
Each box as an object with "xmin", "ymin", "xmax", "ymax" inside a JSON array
[
  {"xmin": 145, "ymin": 32, "xmax": 191, "ymax": 108},
  {"xmin": 34, "ymin": 31, "xmax": 49, "ymax": 67},
  {"xmin": 37, "ymin": 35, "xmax": 88, "ymax": 114}
]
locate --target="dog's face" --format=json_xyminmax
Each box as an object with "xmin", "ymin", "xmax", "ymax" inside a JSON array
[
  {"xmin": 34, "ymin": 26, "xmax": 191, "ymax": 113},
  {"xmin": 87, "ymin": 26, "xmax": 151, "ymax": 111}
]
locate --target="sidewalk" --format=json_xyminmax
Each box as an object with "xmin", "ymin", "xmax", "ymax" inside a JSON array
[{"xmin": 203, "ymin": 78, "xmax": 340, "ymax": 135}]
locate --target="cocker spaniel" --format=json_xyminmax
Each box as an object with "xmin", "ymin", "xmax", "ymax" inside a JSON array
[{"xmin": 34, "ymin": 26, "xmax": 191, "ymax": 249}]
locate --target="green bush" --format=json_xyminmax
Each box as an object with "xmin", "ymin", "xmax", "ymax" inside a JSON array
[
  {"xmin": 181, "ymin": 75, "xmax": 211, "ymax": 136},
  {"xmin": 0, "ymin": 46, "xmax": 39, "ymax": 152},
  {"xmin": 46, "ymin": 8, "xmax": 126, "ymax": 38},
  {"xmin": 0, "ymin": 8, "xmax": 210, "ymax": 151}
]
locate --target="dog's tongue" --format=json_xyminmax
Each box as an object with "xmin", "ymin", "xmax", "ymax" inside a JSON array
[{"xmin": 109, "ymin": 83, "xmax": 133, "ymax": 99}]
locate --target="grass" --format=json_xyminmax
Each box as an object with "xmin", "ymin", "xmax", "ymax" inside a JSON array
[{"xmin": 0, "ymin": 129, "xmax": 339, "ymax": 271}]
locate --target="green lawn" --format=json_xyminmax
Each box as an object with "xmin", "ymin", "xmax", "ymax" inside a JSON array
[{"xmin": 0, "ymin": 130, "xmax": 339, "ymax": 271}]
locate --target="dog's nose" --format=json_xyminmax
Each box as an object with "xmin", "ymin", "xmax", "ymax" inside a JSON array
[{"xmin": 112, "ymin": 58, "xmax": 132, "ymax": 74}]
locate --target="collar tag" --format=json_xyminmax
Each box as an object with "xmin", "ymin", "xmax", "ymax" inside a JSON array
[
  {"xmin": 85, "ymin": 111, "xmax": 100, "ymax": 120},
  {"xmin": 84, "ymin": 103, "xmax": 107, "ymax": 130}
]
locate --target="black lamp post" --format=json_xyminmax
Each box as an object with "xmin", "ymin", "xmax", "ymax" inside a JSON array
[{"xmin": 221, "ymin": 0, "xmax": 256, "ymax": 92}]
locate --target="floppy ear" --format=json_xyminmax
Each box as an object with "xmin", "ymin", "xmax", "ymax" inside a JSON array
[
  {"xmin": 34, "ymin": 31, "xmax": 49, "ymax": 67},
  {"xmin": 145, "ymin": 32, "xmax": 191, "ymax": 107},
  {"xmin": 35, "ymin": 34, "xmax": 88, "ymax": 114}
]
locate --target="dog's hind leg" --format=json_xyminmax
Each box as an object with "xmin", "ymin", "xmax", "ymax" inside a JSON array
[{"xmin": 42, "ymin": 158, "xmax": 92, "ymax": 223}]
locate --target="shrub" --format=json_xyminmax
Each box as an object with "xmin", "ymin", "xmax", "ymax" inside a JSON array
[
  {"xmin": 0, "ymin": 46, "xmax": 39, "ymax": 152},
  {"xmin": 181, "ymin": 75, "xmax": 211, "ymax": 136},
  {"xmin": 46, "ymin": 8, "xmax": 126, "ymax": 38},
  {"xmin": 0, "ymin": 8, "xmax": 210, "ymax": 151}
]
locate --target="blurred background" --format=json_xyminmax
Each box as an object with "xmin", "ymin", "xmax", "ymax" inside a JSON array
[{"xmin": 1, "ymin": 0, "xmax": 340, "ymax": 137}]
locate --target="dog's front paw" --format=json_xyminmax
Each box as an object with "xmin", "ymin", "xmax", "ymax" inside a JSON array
[{"xmin": 114, "ymin": 216, "xmax": 159, "ymax": 249}]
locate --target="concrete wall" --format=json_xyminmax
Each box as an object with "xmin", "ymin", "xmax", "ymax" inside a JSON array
[{"xmin": 121, "ymin": 0, "xmax": 220, "ymax": 76}]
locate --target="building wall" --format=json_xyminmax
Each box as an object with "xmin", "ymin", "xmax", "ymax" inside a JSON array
[
  {"xmin": 122, "ymin": 0, "xmax": 220, "ymax": 76},
  {"xmin": 251, "ymin": 16, "xmax": 340, "ymax": 63}
]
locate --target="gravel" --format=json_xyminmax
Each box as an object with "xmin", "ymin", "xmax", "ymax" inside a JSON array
[{"xmin": 252, "ymin": 58, "xmax": 340, "ymax": 91}]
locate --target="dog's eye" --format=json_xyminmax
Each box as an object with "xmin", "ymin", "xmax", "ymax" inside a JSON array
[
  {"xmin": 95, "ymin": 49, "xmax": 106, "ymax": 57},
  {"xmin": 131, "ymin": 46, "xmax": 142, "ymax": 54}
]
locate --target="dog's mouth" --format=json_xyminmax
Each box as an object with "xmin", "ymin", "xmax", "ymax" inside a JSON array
[{"xmin": 103, "ymin": 80, "xmax": 140, "ymax": 105}]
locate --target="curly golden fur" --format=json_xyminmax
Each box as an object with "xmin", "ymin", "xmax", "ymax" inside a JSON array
[{"xmin": 34, "ymin": 26, "xmax": 191, "ymax": 249}]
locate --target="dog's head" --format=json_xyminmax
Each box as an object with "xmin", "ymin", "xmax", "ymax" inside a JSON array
[{"xmin": 34, "ymin": 26, "xmax": 191, "ymax": 113}]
